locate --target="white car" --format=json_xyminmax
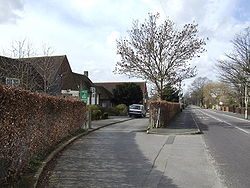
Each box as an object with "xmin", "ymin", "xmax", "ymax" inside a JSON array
[{"xmin": 128, "ymin": 104, "xmax": 146, "ymax": 118}]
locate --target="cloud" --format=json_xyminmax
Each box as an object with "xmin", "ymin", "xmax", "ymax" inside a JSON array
[
  {"xmin": 157, "ymin": 0, "xmax": 250, "ymax": 91},
  {"xmin": 0, "ymin": 0, "xmax": 249, "ymax": 92},
  {"xmin": 0, "ymin": 0, "xmax": 24, "ymax": 24},
  {"xmin": 106, "ymin": 31, "xmax": 120, "ymax": 47}
]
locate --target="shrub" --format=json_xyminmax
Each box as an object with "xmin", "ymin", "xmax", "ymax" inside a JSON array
[
  {"xmin": 106, "ymin": 106, "xmax": 119, "ymax": 116},
  {"xmin": 116, "ymin": 104, "xmax": 128, "ymax": 116},
  {"xmin": 149, "ymin": 100, "xmax": 180, "ymax": 128},
  {"xmin": 0, "ymin": 84, "xmax": 86, "ymax": 184},
  {"xmin": 105, "ymin": 104, "xmax": 128, "ymax": 116},
  {"xmin": 92, "ymin": 110, "xmax": 102, "ymax": 120},
  {"xmin": 87, "ymin": 105, "xmax": 110, "ymax": 120},
  {"xmin": 102, "ymin": 112, "xmax": 109, "ymax": 119}
]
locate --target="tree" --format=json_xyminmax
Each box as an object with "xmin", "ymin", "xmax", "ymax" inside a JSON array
[
  {"xmin": 203, "ymin": 82, "xmax": 236, "ymax": 107},
  {"xmin": 217, "ymin": 27, "xmax": 250, "ymax": 107},
  {"xmin": 161, "ymin": 83, "xmax": 179, "ymax": 102},
  {"xmin": 32, "ymin": 44, "xmax": 56, "ymax": 93},
  {"xmin": 189, "ymin": 77, "xmax": 211, "ymax": 106},
  {"xmin": 0, "ymin": 56, "xmax": 42, "ymax": 91},
  {"xmin": 112, "ymin": 83, "xmax": 143, "ymax": 106},
  {"xmin": 0, "ymin": 39, "xmax": 39, "ymax": 90},
  {"xmin": 115, "ymin": 13, "xmax": 206, "ymax": 99},
  {"xmin": 1, "ymin": 39, "xmax": 56, "ymax": 93},
  {"xmin": 8, "ymin": 39, "xmax": 36, "ymax": 58}
]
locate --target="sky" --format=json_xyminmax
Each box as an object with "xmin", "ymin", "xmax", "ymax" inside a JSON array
[{"xmin": 0, "ymin": 0, "xmax": 250, "ymax": 92}]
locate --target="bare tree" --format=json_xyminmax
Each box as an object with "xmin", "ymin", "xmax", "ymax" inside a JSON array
[
  {"xmin": 115, "ymin": 13, "xmax": 206, "ymax": 99},
  {"xmin": 0, "ymin": 56, "xmax": 42, "ymax": 91},
  {"xmin": 189, "ymin": 77, "xmax": 211, "ymax": 106},
  {"xmin": 9, "ymin": 39, "xmax": 36, "ymax": 58},
  {"xmin": 217, "ymin": 27, "xmax": 250, "ymax": 107},
  {"xmin": 32, "ymin": 44, "xmax": 56, "ymax": 93},
  {"xmin": 0, "ymin": 39, "xmax": 40, "ymax": 90},
  {"xmin": 1, "ymin": 39, "xmax": 55, "ymax": 92},
  {"xmin": 203, "ymin": 82, "xmax": 236, "ymax": 107}
]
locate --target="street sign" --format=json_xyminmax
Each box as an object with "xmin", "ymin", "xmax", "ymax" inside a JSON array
[{"xmin": 80, "ymin": 90, "xmax": 89, "ymax": 103}]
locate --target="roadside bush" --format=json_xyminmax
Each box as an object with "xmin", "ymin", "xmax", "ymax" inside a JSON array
[
  {"xmin": 87, "ymin": 104, "xmax": 99, "ymax": 111},
  {"xmin": 116, "ymin": 104, "xmax": 128, "ymax": 116},
  {"xmin": 102, "ymin": 112, "xmax": 109, "ymax": 119},
  {"xmin": 106, "ymin": 106, "xmax": 119, "ymax": 116},
  {"xmin": 92, "ymin": 110, "xmax": 102, "ymax": 120},
  {"xmin": 0, "ymin": 84, "xmax": 86, "ymax": 184},
  {"xmin": 149, "ymin": 100, "xmax": 180, "ymax": 128},
  {"xmin": 87, "ymin": 105, "xmax": 109, "ymax": 120},
  {"xmin": 87, "ymin": 104, "xmax": 128, "ymax": 119},
  {"xmin": 106, "ymin": 104, "xmax": 128, "ymax": 116}
]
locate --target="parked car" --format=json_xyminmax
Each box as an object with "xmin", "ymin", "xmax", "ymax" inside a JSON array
[{"xmin": 128, "ymin": 104, "xmax": 146, "ymax": 118}]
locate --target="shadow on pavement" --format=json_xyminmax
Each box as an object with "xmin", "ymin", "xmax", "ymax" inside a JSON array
[
  {"xmin": 148, "ymin": 107, "xmax": 200, "ymax": 135},
  {"xmin": 40, "ymin": 130, "xmax": 179, "ymax": 188}
]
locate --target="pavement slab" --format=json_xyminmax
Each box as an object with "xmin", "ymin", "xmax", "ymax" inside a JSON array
[
  {"xmin": 148, "ymin": 107, "xmax": 201, "ymax": 135},
  {"xmin": 36, "ymin": 114, "xmax": 225, "ymax": 188}
]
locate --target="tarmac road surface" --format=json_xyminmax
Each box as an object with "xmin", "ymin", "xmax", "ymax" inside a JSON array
[{"xmin": 191, "ymin": 106, "xmax": 250, "ymax": 188}]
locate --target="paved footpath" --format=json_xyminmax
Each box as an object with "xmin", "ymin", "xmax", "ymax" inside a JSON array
[{"xmin": 37, "ymin": 113, "xmax": 226, "ymax": 188}]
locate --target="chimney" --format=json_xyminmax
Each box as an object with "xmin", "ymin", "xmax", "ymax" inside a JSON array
[{"xmin": 84, "ymin": 71, "xmax": 88, "ymax": 77}]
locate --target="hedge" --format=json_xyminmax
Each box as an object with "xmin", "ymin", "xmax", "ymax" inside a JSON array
[
  {"xmin": 0, "ymin": 84, "xmax": 86, "ymax": 184},
  {"xmin": 149, "ymin": 100, "xmax": 180, "ymax": 128}
]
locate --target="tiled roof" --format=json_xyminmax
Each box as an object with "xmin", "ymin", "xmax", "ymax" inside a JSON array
[
  {"xmin": 72, "ymin": 72, "xmax": 94, "ymax": 90},
  {"xmin": 94, "ymin": 81, "xmax": 147, "ymax": 94},
  {"xmin": 0, "ymin": 56, "xmax": 44, "ymax": 90},
  {"xmin": 95, "ymin": 86, "xmax": 113, "ymax": 100},
  {"xmin": 19, "ymin": 55, "xmax": 67, "ymax": 84}
]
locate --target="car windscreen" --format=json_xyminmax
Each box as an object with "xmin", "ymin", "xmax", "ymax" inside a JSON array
[{"xmin": 129, "ymin": 105, "xmax": 141, "ymax": 110}]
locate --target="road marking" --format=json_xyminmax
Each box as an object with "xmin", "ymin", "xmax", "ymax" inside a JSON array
[
  {"xmin": 196, "ymin": 109, "xmax": 249, "ymax": 134},
  {"xmin": 209, "ymin": 110, "xmax": 250, "ymax": 122},
  {"xmin": 234, "ymin": 127, "xmax": 250, "ymax": 134}
]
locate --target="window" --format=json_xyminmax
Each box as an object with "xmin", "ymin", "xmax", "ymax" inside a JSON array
[
  {"xmin": 6, "ymin": 77, "xmax": 20, "ymax": 87},
  {"xmin": 91, "ymin": 93, "xmax": 96, "ymax": 104}
]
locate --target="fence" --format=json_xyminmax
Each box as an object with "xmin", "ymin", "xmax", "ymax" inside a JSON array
[
  {"xmin": 0, "ymin": 84, "xmax": 86, "ymax": 184},
  {"xmin": 149, "ymin": 100, "xmax": 180, "ymax": 128}
]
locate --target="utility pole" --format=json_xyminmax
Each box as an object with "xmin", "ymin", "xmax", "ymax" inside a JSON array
[{"xmin": 245, "ymin": 75, "xmax": 250, "ymax": 119}]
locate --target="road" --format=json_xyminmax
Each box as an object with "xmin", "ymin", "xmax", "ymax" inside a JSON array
[
  {"xmin": 191, "ymin": 106, "xmax": 250, "ymax": 188},
  {"xmin": 44, "ymin": 117, "xmax": 222, "ymax": 188}
]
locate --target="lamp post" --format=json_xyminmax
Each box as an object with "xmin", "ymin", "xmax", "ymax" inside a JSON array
[{"xmin": 244, "ymin": 75, "xmax": 250, "ymax": 119}]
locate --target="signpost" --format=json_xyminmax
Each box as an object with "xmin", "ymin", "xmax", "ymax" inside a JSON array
[{"xmin": 80, "ymin": 90, "xmax": 89, "ymax": 104}]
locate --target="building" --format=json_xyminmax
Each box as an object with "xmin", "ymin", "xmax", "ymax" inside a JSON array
[
  {"xmin": 0, "ymin": 56, "xmax": 44, "ymax": 91},
  {"xmin": 94, "ymin": 82, "xmax": 148, "ymax": 107},
  {"xmin": 1, "ymin": 55, "xmax": 148, "ymax": 107},
  {"xmin": 95, "ymin": 86, "xmax": 113, "ymax": 107},
  {"xmin": 0, "ymin": 55, "xmax": 100, "ymax": 105},
  {"xmin": 20, "ymin": 55, "xmax": 100, "ymax": 105}
]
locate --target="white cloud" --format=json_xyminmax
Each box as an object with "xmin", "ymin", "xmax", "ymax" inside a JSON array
[
  {"xmin": 0, "ymin": 0, "xmax": 249, "ymax": 92},
  {"xmin": 106, "ymin": 31, "xmax": 120, "ymax": 47},
  {"xmin": 0, "ymin": 0, "xmax": 24, "ymax": 24}
]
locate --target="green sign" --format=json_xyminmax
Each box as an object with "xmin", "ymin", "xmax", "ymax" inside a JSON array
[{"xmin": 80, "ymin": 90, "xmax": 89, "ymax": 103}]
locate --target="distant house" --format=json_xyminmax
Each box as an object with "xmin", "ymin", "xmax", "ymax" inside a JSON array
[
  {"xmin": 0, "ymin": 55, "xmax": 100, "ymax": 105},
  {"xmin": 19, "ymin": 55, "xmax": 75, "ymax": 94},
  {"xmin": 72, "ymin": 71, "xmax": 100, "ymax": 105},
  {"xmin": 20, "ymin": 55, "xmax": 100, "ymax": 105},
  {"xmin": 95, "ymin": 86, "xmax": 113, "ymax": 107},
  {"xmin": 94, "ymin": 82, "xmax": 148, "ymax": 107},
  {"xmin": 0, "ymin": 56, "xmax": 43, "ymax": 91}
]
